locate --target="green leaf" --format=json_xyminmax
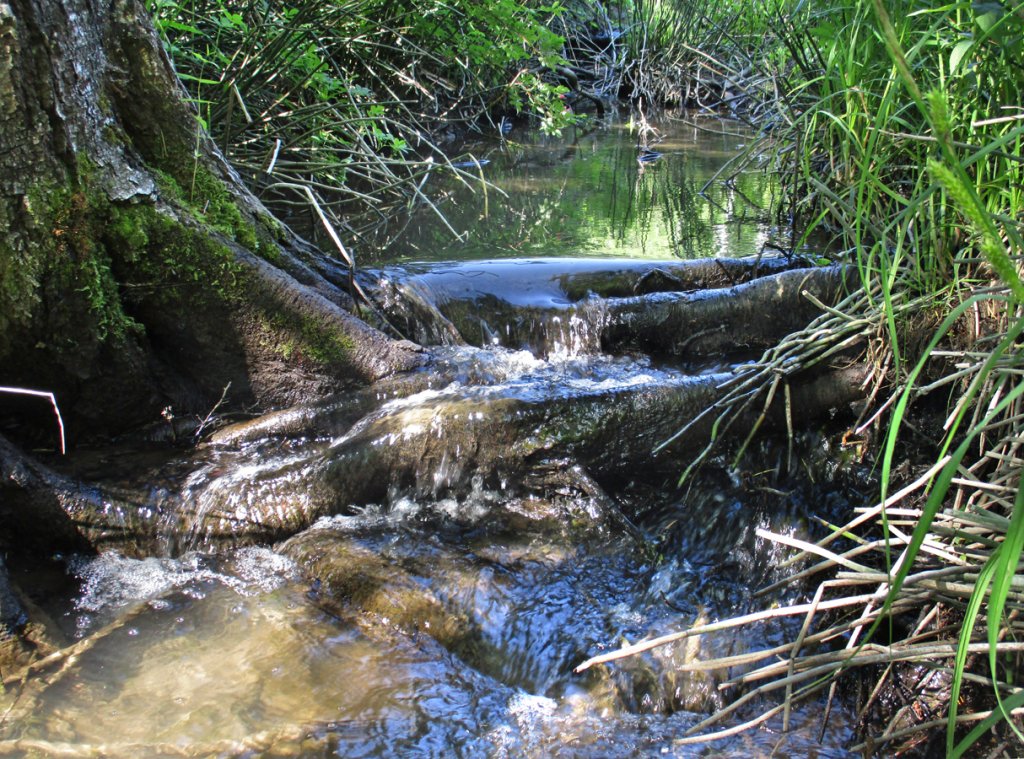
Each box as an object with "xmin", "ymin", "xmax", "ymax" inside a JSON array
[
  {"xmin": 986, "ymin": 482, "xmax": 1024, "ymax": 746},
  {"xmin": 949, "ymin": 38, "xmax": 975, "ymax": 74},
  {"xmin": 975, "ymin": 7, "xmax": 1002, "ymax": 34},
  {"xmin": 160, "ymin": 20, "xmax": 203, "ymax": 35},
  {"xmin": 177, "ymin": 73, "xmax": 221, "ymax": 86},
  {"xmin": 953, "ymin": 689, "xmax": 1024, "ymax": 758},
  {"xmin": 948, "ymin": 553, "xmax": 998, "ymax": 755}
]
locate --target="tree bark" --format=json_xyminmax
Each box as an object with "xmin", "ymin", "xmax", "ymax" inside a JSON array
[{"xmin": 0, "ymin": 0, "xmax": 422, "ymax": 441}]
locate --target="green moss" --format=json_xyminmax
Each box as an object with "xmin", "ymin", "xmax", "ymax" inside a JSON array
[
  {"xmin": 257, "ymin": 212, "xmax": 286, "ymax": 242},
  {"xmin": 10, "ymin": 181, "xmax": 143, "ymax": 348},
  {"xmin": 74, "ymin": 253, "xmax": 145, "ymax": 341},
  {"xmin": 251, "ymin": 213, "xmax": 284, "ymax": 263},
  {"xmin": 0, "ymin": 144, "xmax": 301, "ymax": 378},
  {"xmin": 108, "ymin": 206, "xmax": 149, "ymax": 251},
  {"xmin": 106, "ymin": 204, "xmax": 242, "ymax": 308},
  {"xmin": 256, "ymin": 310, "xmax": 355, "ymax": 369},
  {"xmin": 116, "ymin": 111, "xmax": 283, "ymax": 263},
  {"xmin": 300, "ymin": 318, "xmax": 355, "ymax": 365},
  {"xmin": 0, "ymin": 238, "xmax": 42, "ymax": 355},
  {"xmin": 2, "ymin": 167, "xmax": 252, "ymax": 365},
  {"xmin": 147, "ymin": 152, "xmax": 268, "ymax": 259},
  {"xmin": 102, "ymin": 124, "xmax": 130, "ymax": 149},
  {"xmin": 187, "ymin": 164, "xmax": 247, "ymax": 238},
  {"xmin": 151, "ymin": 168, "xmax": 183, "ymax": 203}
]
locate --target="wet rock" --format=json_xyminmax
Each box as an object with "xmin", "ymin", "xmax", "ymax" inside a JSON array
[
  {"xmin": 280, "ymin": 528, "xmax": 494, "ymax": 673},
  {"xmin": 0, "ymin": 558, "xmax": 28, "ymax": 670},
  {"xmin": 280, "ymin": 511, "xmax": 646, "ymax": 699}
]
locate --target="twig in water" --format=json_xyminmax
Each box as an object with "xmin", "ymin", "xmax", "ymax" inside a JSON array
[{"xmin": 194, "ymin": 382, "xmax": 231, "ymax": 441}]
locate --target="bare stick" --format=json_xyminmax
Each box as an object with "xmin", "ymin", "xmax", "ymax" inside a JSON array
[
  {"xmin": 194, "ymin": 382, "xmax": 231, "ymax": 441},
  {"xmin": 0, "ymin": 386, "xmax": 65, "ymax": 454},
  {"xmin": 574, "ymin": 591, "xmax": 886, "ymax": 672}
]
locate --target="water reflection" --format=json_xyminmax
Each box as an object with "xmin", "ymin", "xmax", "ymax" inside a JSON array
[{"xmin": 370, "ymin": 116, "xmax": 788, "ymax": 262}]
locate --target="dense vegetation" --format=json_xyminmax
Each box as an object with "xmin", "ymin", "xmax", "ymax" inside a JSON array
[
  {"xmin": 628, "ymin": 1, "xmax": 1024, "ymax": 754},
  {"xmin": 146, "ymin": 0, "xmax": 582, "ymax": 252}
]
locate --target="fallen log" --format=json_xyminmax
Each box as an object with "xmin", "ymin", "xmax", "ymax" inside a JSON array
[
  {"xmin": 600, "ymin": 265, "xmax": 849, "ymax": 356},
  {"xmin": 359, "ymin": 259, "xmax": 845, "ymax": 359},
  {"xmin": 0, "ymin": 434, "xmax": 108, "ymax": 553}
]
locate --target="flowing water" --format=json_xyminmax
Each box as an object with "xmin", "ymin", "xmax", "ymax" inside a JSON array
[
  {"xmin": 5, "ymin": 117, "xmax": 862, "ymax": 757},
  {"xmin": 367, "ymin": 115, "xmax": 795, "ymax": 262}
]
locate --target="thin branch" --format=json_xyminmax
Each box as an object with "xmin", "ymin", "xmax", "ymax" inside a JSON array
[{"xmin": 0, "ymin": 386, "xmax": 65, "ymax": 454}]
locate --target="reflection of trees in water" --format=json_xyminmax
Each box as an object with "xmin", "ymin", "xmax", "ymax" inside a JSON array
[{"xmin": 359, "ymin": 119, "xmax": 782, "ymax": 262}]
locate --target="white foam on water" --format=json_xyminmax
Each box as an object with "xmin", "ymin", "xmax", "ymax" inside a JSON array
[
  {"xmin": 69, "ymin": 548, "xmax": 298, "ymax": 633},
  {"xmin": 507, "ymin": 691, "xmax": 558, "ymax": 742}
]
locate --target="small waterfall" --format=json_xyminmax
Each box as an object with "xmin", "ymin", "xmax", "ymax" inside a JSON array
[
  {"xmin": 358, "ymin": 258, "xmax": 693, "ymax": 359},
  {"xmin": 169, "ymin": 444, "xmax": 330, "ymax": 553},
  {"xmin": 547, "ymin": 298, "xmax": 608, "ymax": 359}
]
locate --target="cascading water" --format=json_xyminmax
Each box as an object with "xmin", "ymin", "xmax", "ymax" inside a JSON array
[{"xmin": 3, "ymin": 118, "xmax": 861, "ymax": 757}]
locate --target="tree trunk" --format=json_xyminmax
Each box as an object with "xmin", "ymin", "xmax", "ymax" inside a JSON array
[{"xmin": 0, "ymin": 0, "xmax": 422, "ymax": 442}]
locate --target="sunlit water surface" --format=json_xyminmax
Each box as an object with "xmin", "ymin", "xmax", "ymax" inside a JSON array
[
  {"xmin": 7, "ymin": 118, "xmax": 859, "ymax": 757},
  {"xmin": 363, "ymin": 114, "xmax": 803, "ymax": 263}
]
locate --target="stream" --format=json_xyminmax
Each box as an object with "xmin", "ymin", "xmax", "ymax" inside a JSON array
[{"xmin": 5, "ymin": 117, "xmax": 861, "ymax": 757}]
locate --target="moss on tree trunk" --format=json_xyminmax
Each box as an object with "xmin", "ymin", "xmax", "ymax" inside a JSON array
[{"xmin": 0, "ymin": 0, "xmax": 423, "ymax": 441}]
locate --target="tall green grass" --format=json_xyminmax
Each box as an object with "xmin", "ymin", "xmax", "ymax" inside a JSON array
[
  {"xmin": 640, "ymin": 0, "xmax": 1024, "ymax": 751},
  {"xmin": 741, "ymin": 0, "xmax": 1024, "ymax": 751},
  {"xmin": 610, "ymin": 0, "xmax": 792, "ymax": 111}
]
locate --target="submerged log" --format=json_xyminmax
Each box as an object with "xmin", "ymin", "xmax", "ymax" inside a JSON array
[
  {"xmin": 0, "ymin": 433, "xmax": 160, "ymax": 553},
  {"xmin": 0, "ymin": 434, "xmax": 103, "ymax": 554},
  {"xmin": 1, "ymin": 246, "xmax": 864, "ymax": 556},
  {"xmin": 0, "ymin": 359, "xmax": 867, "ymax": 555}
]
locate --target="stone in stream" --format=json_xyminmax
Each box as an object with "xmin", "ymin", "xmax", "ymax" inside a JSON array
[
  {"xmin": 278, "ymin": 489, "xmax": 762, "ymax": 718},
  {"xmin": 278, "ymin": 490, "xmax": 644, "ymax": 701},
  {"xmin": 0, "ymin": 558, "xmax": 31, "ymax": 670}
]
